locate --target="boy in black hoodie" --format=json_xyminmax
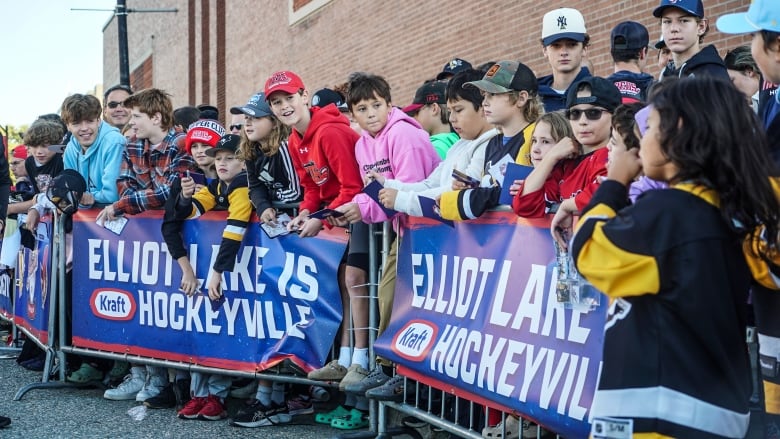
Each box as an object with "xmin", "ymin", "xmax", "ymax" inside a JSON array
[{"xmin": 654, "ymin": 0, "xmax": 728, "ymax": 80}]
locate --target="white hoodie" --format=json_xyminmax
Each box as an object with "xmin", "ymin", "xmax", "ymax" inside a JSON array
[{"xmin": 384, "ymin": 128, "xmax": 499, "ymax": 216}]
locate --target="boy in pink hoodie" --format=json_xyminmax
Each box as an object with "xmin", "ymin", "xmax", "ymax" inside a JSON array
[{"xmin": 335, "ymin": 72, "xmax": 440, "ymax": 396}]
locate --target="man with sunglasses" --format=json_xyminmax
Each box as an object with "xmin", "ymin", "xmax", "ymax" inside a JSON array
[{"xmin": 103, "ymin": 84, "xmax": 133, "ymax": 130}]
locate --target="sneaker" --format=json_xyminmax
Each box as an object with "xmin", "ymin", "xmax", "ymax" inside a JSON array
[
  {"xmin": 402, "ymin": 416, "xmax": 427, "ymax": 429},
  {"xmin": 344, "ymin": 365, "xmax": 390, "ymax": 394},
  {"xmin": 339, "ymin": 364, "xmax": 369, "ymax": 391},
  {"xmin": 198, "ymin": 395, "xmax": 227, "ymax": 421},
  {"xmin": 365, "ymin": 374, "xmax": 407, "ymax": 401},
  {"xmin": 286, "ymin": 395, "xmax": 314, "ymax": 416},
  {"xmin": 230, "ymin": 400, "xmax": 292, "ymax": 428},
  {"xmin": 104, "ymin": 367, "xmax": 146, "ymax": 400},
  {"xmin": 307, "ymin": 360, "xmax": 348, "ymax": 381},
  {"xmin": 178, "ymin": 396, "xmax": 208, "ymax": 420},
  {"xmin": 144, "ymin": 383, "xmax": 176, "ymax": 409},
  {"xmin": 483, "ymin": 415, "xmax": 520, "ymax": 439},
  {"xmin": 229, "ymin": 380, "xmax": 258, "ymax": 399},
  {"xmin": 309, "ymin": 385, "xmax": 331, "ymax": 402},
  {"xmin": 66, "ymin": 363, "xmax": 103, "ymax": 384},
  {"xmin": 136, "ymin": 372, "xmax": 167, "ymax": 402}
]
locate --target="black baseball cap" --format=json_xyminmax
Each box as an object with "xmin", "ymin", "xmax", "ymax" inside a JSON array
[
  {"xmin": 565, "ymin": 77, "xmax": 622, "ymax": 112},
  {"xmin": 206, "ymin": 134, "xmax": 240, "ymax": 157}
]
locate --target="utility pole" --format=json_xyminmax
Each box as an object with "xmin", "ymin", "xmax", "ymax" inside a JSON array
[
  {"xmin": 73, "ymin": 2, "xmax": 177, "ymax": 88},
  {"xmin": 117, "ymin": 0, "xmax": 129, "ymax": 86}
]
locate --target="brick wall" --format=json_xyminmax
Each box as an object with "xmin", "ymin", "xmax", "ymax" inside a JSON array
[{"xmin": 103, "ymin": 0, "xmax": 752, "ymax": 125}]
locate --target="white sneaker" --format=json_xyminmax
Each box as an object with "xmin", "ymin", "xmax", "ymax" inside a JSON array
[
  {"xmin": 136, "ymin": 371, "xmax": 168, "ymax": 402},
  {"xmin": 104, "ymin": 367, "xmax": 146, "ymax": 400}
]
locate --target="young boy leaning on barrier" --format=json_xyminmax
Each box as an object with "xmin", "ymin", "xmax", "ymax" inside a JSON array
[{"xmin": 165, "ymin": 134, "xmax": 252, "ymax": 421}]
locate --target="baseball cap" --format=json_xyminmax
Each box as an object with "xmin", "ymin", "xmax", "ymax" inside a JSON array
[
  {"xmin": 565, "ymin": 77, "xmax": 622, "ymax": 112},
  {"xmin": 264, "ymin": 71, "xmax": 305, "ymax": 99},
  {"xmin": 402, "ymin": 81, "xmax": 447, "ymax": 114},
  {"xmin": 464, "ymin": 61, "xmax": 538, "ymax": 95},
  {"xmin": 611, "ymin": 21, "xmax": 649, "ymax": 51},
  {"xmin": 311, "ymin": 88, "xmax": 348, "ymax": 111},
  {"xmin": 654, "ymin": 35, "xmax": 667, "ymax": 50},
  {"xmin": 717, "ymin": 0, "xmax": 780, "ymax": 34},
  {"xmin": 436, "ymin": 58, "xmax": 473, "ymax": 81},
  {"xmin": 206, "ymin": 134, "xmax": 240, "ymax": 157},
  {"xmin": 542, "ymin": 8, "xmax": 587, "ymax": 46},
  {"xmin": 12, "ymin": 145, "xmax": 27, "ymax": 160},
  {"xmin": 197, "ymin": 104, "xmax": 219, "ymax": 121},
  {"xmin": 185, "ymin": 119, "xmax": 226, "ymax": 153},
  {"xmin": 653, "ymin": 0, "xmax": 704, "ymax": 18},
  {"xmin": 230, "ymin": 92, "xmax": 272, "ymax": 117},
  {"xmin": 47, "ymin": 132, "xmax": 72, "ymax": 154},
  {"xmin": 46, "ymin": 169, "xmax": 86, "ymax": 215}
]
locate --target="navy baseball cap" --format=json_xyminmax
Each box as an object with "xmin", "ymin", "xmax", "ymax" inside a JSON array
[
  {"xmin": 436, "ymin": 58, "xmax": 473, "ymax": 80},
  {"xmin": 653, "ymin": 0, "xmax": 704, "ymax": 18},
  {"xmin": 611, "ymin": 21, "xmax": 650, "ymax": 51},
  {"xmin": 230, "ymin": 92, "xmax": 272, "ymax": 118},
  {"xmin": 566, "ymin": 77, "xmax": 622, "ymax": 112},
  {"xmin": 311, "ymin": 88, "xmax": 348, "ymax": 112}
]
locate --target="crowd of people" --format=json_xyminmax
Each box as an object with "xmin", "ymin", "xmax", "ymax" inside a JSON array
[{"xmin": 1, "ymin": 0, "xmax": 780, "ymax": 437}]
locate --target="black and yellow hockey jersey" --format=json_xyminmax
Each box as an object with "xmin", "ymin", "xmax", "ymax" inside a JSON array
[
  {"xmin": 174, "ymin": 172, "xmax": 251, "ymax": 273},
  {"xmin": 571, "ymin": 180, "xmax": 751, "ymax": 439}
]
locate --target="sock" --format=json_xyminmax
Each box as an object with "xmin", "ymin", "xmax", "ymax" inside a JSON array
[
  {"xmin": 338, "ymin": 347, "xmax": 352, "ymax": 368},
  {"xmin": 352, "ymin": 348, "xmax": 368, "ymax": 369},
  {"xmin": 256, "ymin": 384, "xmax": 272, "ymax": 406},
  {"xmin": 271, "ymin": 382, "xmax": 285, "ymax": 405}
]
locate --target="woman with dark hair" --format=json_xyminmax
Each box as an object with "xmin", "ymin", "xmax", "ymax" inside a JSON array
[{"xmin": 570, "ymin": 76, "xmax": 780, "ymax": 438}]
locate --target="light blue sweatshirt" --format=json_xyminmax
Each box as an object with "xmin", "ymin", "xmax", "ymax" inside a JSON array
[{"xmin": 63, "ymin": 121, "xmax": 126, "ymax": 204}]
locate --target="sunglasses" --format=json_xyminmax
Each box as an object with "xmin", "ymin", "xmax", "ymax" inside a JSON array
[
  {"xmin": 566, "ymin": 108, "xmax": 609, "ymax": 121},
  {"xmin": 229, "ymin": 124, "xmax": 243, "ymax": 131},
  {"xmin": 106, "ymin": 101, "xmax": 125, "ymax": 109}
]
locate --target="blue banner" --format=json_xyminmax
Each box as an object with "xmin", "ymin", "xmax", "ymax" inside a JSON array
[
  {"xmin": 14, "ymin": 219, "xmax": 52, "ymax": 344},
  {"xmin": 374, "ymin": 212, "xmax": 607, "ymax": 439},
  {"xmin": 71, "ymin": 209, "xmax": 348, "ymax": 373}
]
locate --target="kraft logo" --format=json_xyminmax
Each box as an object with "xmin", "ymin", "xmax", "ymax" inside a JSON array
[
  {"xmin": 391, "ymin": 320, "xmax": 438, "ymax": 361},
  {"xmin": 90, "ymin": 289, "xmax": 136, "ymax": 321}
]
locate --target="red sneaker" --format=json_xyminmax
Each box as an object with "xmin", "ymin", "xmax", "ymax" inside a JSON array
[
  {"xmin": 177, "ymin": 396, "xmax": 207, "ymax": 419},
  {"xmin": 198, "ymin": 395, "xmax": 227, "ymax": 421}
]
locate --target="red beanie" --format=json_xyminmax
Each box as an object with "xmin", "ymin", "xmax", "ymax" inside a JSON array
[{"xmin": 184, "ymin": 120, "xmax": 226, "ymax": 154}]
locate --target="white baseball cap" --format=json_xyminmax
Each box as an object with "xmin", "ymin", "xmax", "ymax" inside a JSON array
[{"xmin": 542, "ymin": 8, "xmax": 587, "ymax": 46}]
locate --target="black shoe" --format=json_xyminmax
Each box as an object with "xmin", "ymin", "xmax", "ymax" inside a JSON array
[
  {"xmin": 0, "ymin": 415, "xmax": 10, "ymax": 428},
  {"xmin": 144, "ymin": 383, "xmax": 176, "ymax": 409}
]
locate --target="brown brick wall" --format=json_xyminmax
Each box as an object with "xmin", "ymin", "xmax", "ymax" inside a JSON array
[{"xmin": 103, "ymin": 0, "xmax": 752, "ymax": 115}]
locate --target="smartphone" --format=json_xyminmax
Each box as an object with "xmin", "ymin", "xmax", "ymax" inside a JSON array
[
  {"xmin": 452, "ymin": 169, "xmax": 480, "ymax": 188},
  {"xmin": 188, "ymin": 171, "xmax": 207, "ymax": 186}
]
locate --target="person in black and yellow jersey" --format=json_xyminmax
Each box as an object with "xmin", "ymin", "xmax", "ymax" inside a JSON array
[{"xmin": 568, "ymin": 77, "xmax": 780, "ymax": 438}]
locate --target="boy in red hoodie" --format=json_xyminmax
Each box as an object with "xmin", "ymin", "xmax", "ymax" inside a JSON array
[{"xmin": 264, "ymin": 71, "xmax": 369, "ymax": 426}]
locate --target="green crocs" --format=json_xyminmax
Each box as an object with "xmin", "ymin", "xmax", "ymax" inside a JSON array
[
  {"xmin": 66, "ymin": 363, "xmax": 104, "ymax": 383},
  {"xmin": 314, "ymin": 405, "xmax": 350, "ymax": 424},
  {"xmin": 330, "ymin": 408, "xmax": 369, "ymax": 430}
]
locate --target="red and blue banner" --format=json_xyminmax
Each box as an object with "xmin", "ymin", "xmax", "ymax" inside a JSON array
[
  {"xmin": 70, "ymin": 209, "xmax": 348, "ymax": 373},
  {"xmin": 374, "ymin": 212, "xmax": 607, "ymax": 439},
  {"xmin": 14, "ymin": 218, "xmax": 52, "ymax": 344}
]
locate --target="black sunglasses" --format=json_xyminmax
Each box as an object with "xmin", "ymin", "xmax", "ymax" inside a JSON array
[
  {"xmin": 106, "ymin": 101, "xmax": 125, "ymax": 109},
  {"xmin": 230, "ymin": 124, "xmax": 243, "ymax": 131},
  {"xmin": 566, "ymin": 108, "xmax": 609, "ymax": 121}
]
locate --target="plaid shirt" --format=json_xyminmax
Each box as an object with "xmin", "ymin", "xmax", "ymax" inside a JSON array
[{"xmin": 113, "ymin": 129, "xmax": 194, "ymax": 215}]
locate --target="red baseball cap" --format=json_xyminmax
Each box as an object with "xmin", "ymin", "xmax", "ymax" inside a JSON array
[
  {"xmin": 12, "ymin": 145, "xmax": 27, "ymax": 160},
  {"xmin": 264, "ymin": 71, "xmax": 305, "ymax": 99}
]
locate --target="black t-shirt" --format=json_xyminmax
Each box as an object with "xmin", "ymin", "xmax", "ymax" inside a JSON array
[{"xmin": 25, "ymin": 154, "xmax": 64, "ymax": 194}]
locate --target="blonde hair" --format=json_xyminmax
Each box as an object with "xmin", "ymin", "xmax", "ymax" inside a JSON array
[
  {"xmin": 506, "ymin": 91, "xmax": 544, "ymax": 123},
  {"xmin": 237, "ymin": 115, "xmax": 291, "ymax": 161}
]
